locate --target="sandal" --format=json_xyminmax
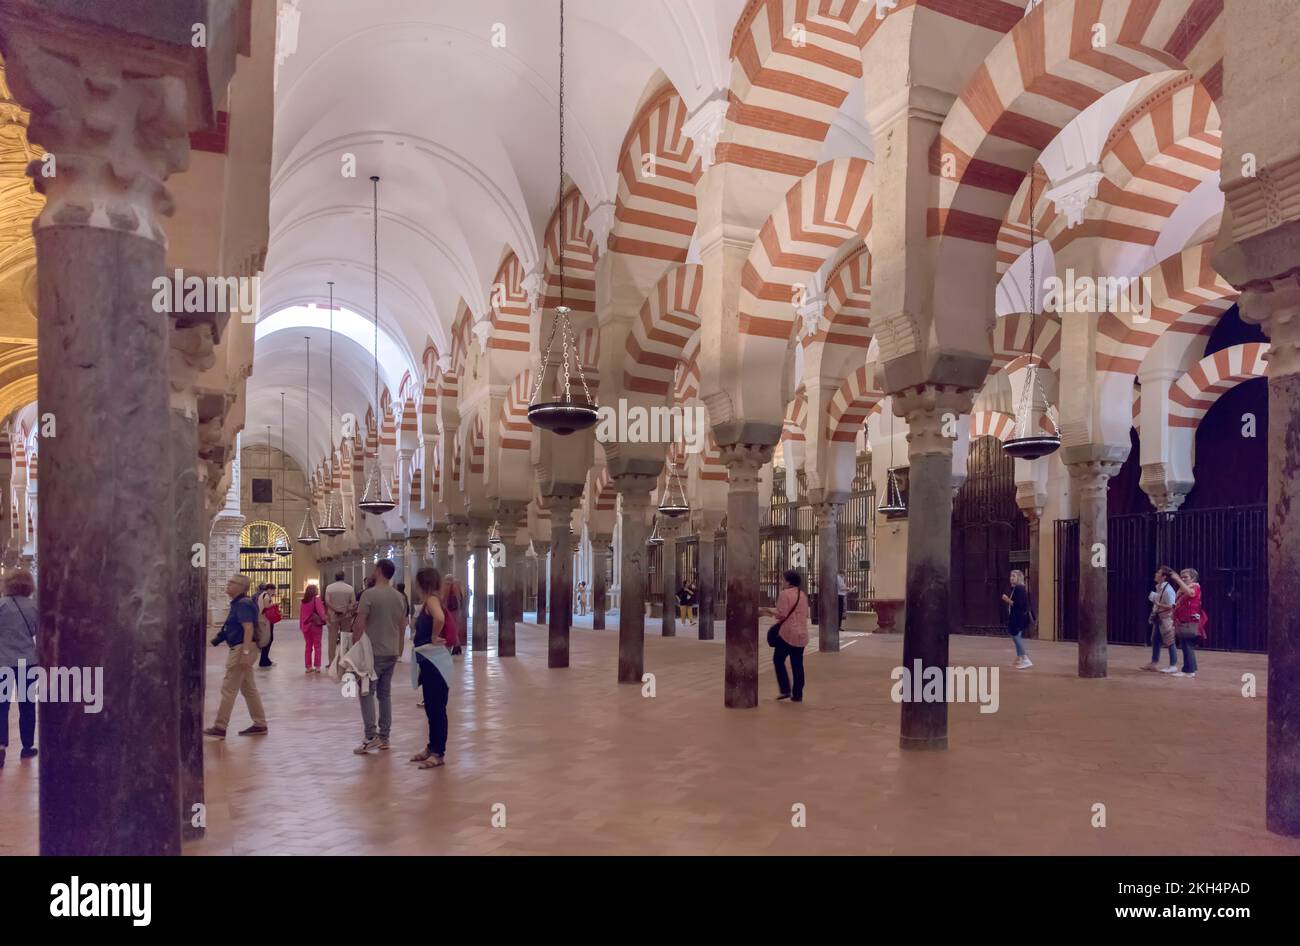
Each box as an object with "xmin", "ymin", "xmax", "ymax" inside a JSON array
[
  {"xmin": 410, "ymin": 748, "xmax": 432, "ymax": 763},
  {"xmin": 418, "ymin": 754, "xmax": 445, "ymax": 769}
]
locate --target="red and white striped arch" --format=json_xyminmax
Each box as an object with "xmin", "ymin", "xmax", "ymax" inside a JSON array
[
  {"xmin": 591, "ymin": 467, "xmax": 617, "ymax": 513},
  {"xmin": 1169, "ymin": 342, "xmax": 1269, "ymax": 428},
  {"xmin": 932, "ymin": 0, "xmax": 1223, "ymax": 250},
  {"xmin": 819, "ymin": 245, "xmax": 872, "ymax": 350},
  {"xmin": 610, "ymin": 82, "xmax": 701, "ymax": 266},
  {"xmin": 500, "ymin": 368, "xmax": 532, "ymax": 453},
  {"xmin": 449, "ymin": 301, "xmax": 474, "ymax": 380},
  {"xmin": 673, "ymin": 333, "xmax": 701, "ymax": 406},
  {"xmin": 826, "ymin": 363, "xmax": 883, "ymax": 443},
  {"xmin": 700, "ymin": 431, "xmax": 728, "ymax": 484},
  {"xmin": 1095, "ymin": 241, "xmax": 1237, "ymax": 375},
  {"xmin": 740, "ymin": 157, "xmax": 873, "ymax": 345},
  {"xmin": 624, "ymin": 263, "xmax": 704, "ymax": 398},
  {"xmin": 489, "ymin": 252, "xmax": 532, "ymax": 355},
  {"xmin": 990, "ymin": 312, "xmax": 1062, "ymax": 375},
  {"xmin": 541, "ymin": 188, "xmax": 598, "ymax": 318},
  {"xmin": 782, "ymin": 386, "xmax": 808, "ymax": 444},
  {"xmin": 971, "ymin": 410, "xmax": 1016, "ymax": 442}
]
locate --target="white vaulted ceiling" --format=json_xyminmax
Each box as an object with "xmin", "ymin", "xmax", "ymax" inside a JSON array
[{"xmin": 249, "ymin": 0, "xmax": 746, "ymax": 473}]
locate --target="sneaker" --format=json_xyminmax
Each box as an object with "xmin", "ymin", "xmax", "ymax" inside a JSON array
[
  {"xmin": 776, "ymin": 693, "xmax": 791, "ymax": 701},
  {"xmin": 1015, "ymin": 656, "xmax": 1033, "ymax": 669},
  {"xmin": 416, "ymin": 700, "xmax": 425, "ymax": 708},
  {"xmin": 20, "ymin": 747, "xmax": 38, "ymax": 759},
  {"xmin": 353, "ymin": 736, "xmax": 382, "ymax": 755},
  {"xmin": 1139, "ymin": 662, "xmax": 1159, "ymax": 672},
  {"xmin": 1174, "ymin": 671, "xmax": 1197, "ymax": 678},
  {"xmin": 238, "ymin": 725, "xmax": 268, "ymax": 736},
  {"xmin": 418, "ymin": 753, "xmax": 445, "ymax": 769},
  {"xmin": 791, "ymin": 696, "xmax": 803, "ymax": 703},
  {"xmin": 378, "ymin": 737, "xmax": 390, "ymax": 751},
  {"xmin": 1158, "ymin": 665, "xmax": 1179, "ymax": 674},
  {"xmin": 203, "ymin": 726, "xmax": 227, "ymax": 739},
  {"xmin": 410, "ymin": 748, "xmax": 433, "ymax": 762}
]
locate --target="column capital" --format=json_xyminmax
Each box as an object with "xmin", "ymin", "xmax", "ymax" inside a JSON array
[
  {"xmin": 892, "ymin": 385, "xmax": 975, "ymax": 458},
  {"xmin": 811, "ymin": 501, "xmax": 841, "ymax": 529},
  {"xmin": 1066, "ymin": 458, "xmax": 1124, "ymax": 501},
  {"xmin": 718, "ymin": 442, "xmax": 774, "ymax": 491},
  {"xmin": 611, "ymin": 472, "xmax": 657, "ymax": 502},
  {"xmin": 1240, "ymin": 272, "xmax": 1300, "ymax": 377}
]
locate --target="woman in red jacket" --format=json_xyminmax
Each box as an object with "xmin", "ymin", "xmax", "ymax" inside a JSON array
[
  {"xmin": 299, "ymin": 584, "xmax": 327, "ymax": 673},
  {"xmin": 1169, "ymin": 567, "xmax": 1205, "ymax": 678}
]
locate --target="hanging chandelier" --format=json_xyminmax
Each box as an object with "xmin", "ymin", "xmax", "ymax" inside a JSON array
[
  {"xmin": 877, "ymin": 404, "xmax": 907, "ymax": 517},
  {"xmin": 358, "ymin": 174, "xmax": 397, "ymax": 515},
  {"xmin": 657, "ymin": 460, "xmax": 689, "ymax": 517},
  {"xmin": 1003, "ymin": 168, "xmax": 1062, "ymax": 461},
  {"xmin": 646, "ymin": 514, "xmax": 664, "ymax": 547},
  {"xmin": 527, "ymin": 0, "xmax": 598, "ymax": 436},
  {"xmin": 319, "ymin": 281, "xmax": 347, "ymax": 536},
  {"xmin": 274, "ymin": 393, "xmax": 293, "ymax": 557},
  {"xmin": 260, "ymin": 425, "xmax": 279, "ymax": 564},
  {"xmin": 297, "ymin": 335, "xmax": 321, "ymax": 545}
]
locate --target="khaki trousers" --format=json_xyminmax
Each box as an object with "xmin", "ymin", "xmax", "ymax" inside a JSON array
[{"xmin": 215, "ymin": 645, "xmax": 267, "ymax": 729}]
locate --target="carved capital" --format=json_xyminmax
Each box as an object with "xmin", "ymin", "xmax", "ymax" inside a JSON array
[
  {"xmin": 812, "ymin": 501, "xmax": 840, "ymax": 530},
  {"xmin": 611, "ymin": 472, "xmax": 657, "ymax": 503},
  {"xmin": 1067, "ymin": 459, "xmax": 1124, "ymax": 503},
  {"xmin": 682, "ymin": 96, "xmax": 727, "ymax": 171},
  {"xmin": 893, "ymin": 385, "xmax": 975, "ymax": 458},
  {"xmin": 1139, "ymin": 462, "xmax": 1193, "ymax": 514},
  {"xmin": 1239, "ymin": 272, "xmax": 1300, "ymax": 377},
  {"xmin": 718, "ymin": 442, "xmax": 773, "ymax": 491}
]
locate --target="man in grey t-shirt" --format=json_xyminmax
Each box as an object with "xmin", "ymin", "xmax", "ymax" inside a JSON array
[{"xmin": 352, "ymin": 559, "xmax": 409, "ymax": 753}]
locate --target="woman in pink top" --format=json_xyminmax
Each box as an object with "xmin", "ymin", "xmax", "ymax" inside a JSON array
[
  {"xmin": 299, "ymin": 585, "xmax": 327, "ymax": 673},
  {"xmin": 768, "ymin": 570, "xmax": 810, "ymax": 702}
]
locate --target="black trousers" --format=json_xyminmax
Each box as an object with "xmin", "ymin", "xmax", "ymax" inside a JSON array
[
  {"xmin": 1, "ymin": 666, "xmax": 36, "ymax": 749},
  {"xmin": 259, "ymin": 624, "xmax": 275, "ymax": 666},
  {"xmin": 418, "ymin": 655, "xmax": 450, "ymax": 756},
  {"xmin": 772, "ymin": 638, "xmax": 805, "ymax": 699}
]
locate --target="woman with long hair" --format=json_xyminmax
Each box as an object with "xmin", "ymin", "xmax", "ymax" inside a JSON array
[
  {"xmin": 1000, "ymin": 569, "xmax": 1033, "ymax": 669},
  {"xmin": 299, "ymin": 584, "xmax": 327, "ymax": 673},
  {"xmin": 411, "ymin": 568, "xmax": 451, "ymax": 768}
]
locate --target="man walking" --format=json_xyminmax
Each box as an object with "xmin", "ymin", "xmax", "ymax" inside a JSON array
[
  {"xmin": 324, "ymin": 569, "xmax": 356, "ymax": 668},
  {"xmin": 204, "ymin": 574, "xmax": 269, "ymax": 738},
  {"xmin": 352, "ymin": 559, "xmax": 407, "ymax": 754}
]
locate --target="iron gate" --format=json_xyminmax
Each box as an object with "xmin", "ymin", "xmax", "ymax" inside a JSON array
[{"xmin": 1054, "ymin": 505, "xmax": 1267, "ymax": 652}]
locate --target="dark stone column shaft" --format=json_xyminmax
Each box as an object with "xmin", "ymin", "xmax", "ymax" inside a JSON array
[
  {"xmin": 172, "ymin": 409, "xmax": 205, "ymax": 842},
  {"xmin": 1070, "ymin": 461, "xmax": 1120, "ymax": 678},
  {"xmin": 547, "ymin": 508, "xmax": 575, "ymax": 668},
  {"xmin": 661, "ymin": 528, "xmax": 677, "ymax": 637},
  {"xmin": 616, "ymin": 491, "xmax": 651, "ymax": 682},
  {"xmin": 721, "ymin": 445, "xmax": 771, "ymax": 709},
  {"xmin": 815, "ymin": 502, "xmax": 841, "ymax": 652},
  {"xmin": 591, "ymin": 535, "xmax": 608, "ymax": 630},
  {"xmin": 535, "ymin": 541, "xmax": 550, "ymax": 624},
  {"xmin": 697, "ymin": 535, "xmax": 716, "ymax": 640}
]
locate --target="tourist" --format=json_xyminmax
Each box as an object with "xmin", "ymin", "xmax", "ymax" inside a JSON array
[
  {"xmin": 410, "ymin": 567, "xmax": 452, "ymax": 769},
  {"xmin": 443, "ymin": 575, "xmax": 464, "ymax": 657},
  {"xmin": 0, "ymin": 570, "xmax": 38, "ymax": 767},
  {"xmin": 836, "ymin": 571, "xmax": 849, "ymax": 627},
  {"xmin": 205, "ymin": 574, "xmax": 269, "ymax": 738},
  {"xmin": 1144, "ymin": 566, "xmax": 1179, "ymax": 673},
  {"xmin": 256, "ymin": 583, "xmax": 281, "ymax": 668},
  {"xmin": 1000, "ymin": 569, "xmax": 1033, "ymax": 669},
  {"xmin": 395, "ymin": 581, "xmax": 412, "ymax": 660},
  {"xmin": 575, "ymin": 580, "xmax": 588, "ymax": 616},
  {"xmin": 351, "ymin": 559, "xmax": 407, "ymax": 754},
  {"xmin": 1170, "ymin": 567, "xmax": 1205, "ymax": 678},
  {"xmin": 764, "ymin": 569, "xmax": 809, "ymax": 702},
  {"xmin": 324, "ymin": 570, "xmax": 356, "ymax": 669},
  {"xmin": 675, "ymin": 581, "xmax": 691, "ymax": 624},
  {"xmin": 299, "ymin": 584, "xmax": 327, "ymax": 673},
  {"xmin": 688, "ymin": 577, "xmax": 700, "ymax": 625}
]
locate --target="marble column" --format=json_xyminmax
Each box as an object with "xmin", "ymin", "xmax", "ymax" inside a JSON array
[
  {"xmin": 1016, "ymin": 489, "xmax": 1046, "ymax": 640},
  {"xmin": 7, "ymin": 37, "xmax": 203, "ymax": 854},
  {"xmin": 495, "ymin": 503, "xmax": 527, "ymax": 657},
  {"xmin": 894, "ymin": 387, "xmax": 973, "ymax": 750},
  {"xmin": 590, "ymin": 533, "xmax": 610, "ymax": 630},
  {"xmin": 660, "ymin": 521, "xmax": 679, "ymax": 637},
  {"xmin": 614, "ymin": 483, "xmax": 653, "ymax": 682},
  {"xmin": 697, "ymin": 528, "xmax": 717, "ymax": 641},
  {"xmin": 447, "ymin": 515, "xmax": 469, "ymax": 618},
  {"xmin": 1066, "ymin": 458, "xmax": 1122, "ymax": 678},
  {"xmin": 719, "ymin": 444, "xmax": 774, "ymax": 708},
  {"xmin": 534, "ymin": 540, "xmax": 550, "ymax": 624},
  {"xmin": 813, "ymin": 500, "xmax": 841, "ymax": 652},
  {"xmin": 546, "ymin": 497, "xmax": 579, "ymax": 668},
  {"xmin": 428, "ymin": 523, "xmax": 449, "ymax": 574},
  {"xmin": 469, "ymin": 518, "xmax": 491, "ymax": 652}
]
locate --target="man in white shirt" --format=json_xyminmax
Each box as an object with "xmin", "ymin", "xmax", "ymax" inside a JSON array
[
  {"xmin": 836, "ymin": 572, "xmax": 849, "ymax": 627},
  {"xmin": 324, "ymin": 570, "xmax": 356, "ymax": 669}
]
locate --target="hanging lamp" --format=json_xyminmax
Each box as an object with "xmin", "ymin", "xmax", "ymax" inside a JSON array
[
  {"xmin": 358, "ymin": 174, "xmax": 397, "ymax": 514},
  {"xmin": 260, "ymin": 426, "xmax": 278, "ymax": 564},
  {"xmin": 877, "ymin": 404, "xmax": 907, "ymax": 517},
  {"xmin": 296, "ymin": 335, "xmax": 321, "ymax": 545},
  {"xmin": 646, "ymin": 514, "xmax": 664, "ymax": 547},
  {"xmin": 657, "ymin": 460, "xmax": 689, "ymax": 518},
  {"xmin": 274, "ymin": 393, "xmax": 293, "ymax": 557},
  {"xmin": 319, "ymin": 281, "xmax": 347, "ymax": 536},
  {"xmin": 527, "ymin": 0, "xmax": 599, "ymax": 436},
  {"xmin": 1003, "ymin": 168, "xmax": 1062, "ymax": 461}
]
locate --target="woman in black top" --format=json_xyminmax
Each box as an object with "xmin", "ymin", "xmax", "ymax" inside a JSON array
[
  {"xmin": 1001, "ymin": 569, "xmax": 1033, "ymax": 669},
  {"xmin": 998, "ymin": 569, "xmax": 1029, "ymax": 665},
  {"xmin": 411, "ymin": 567, "xmax": 450, "ymax": 768}
]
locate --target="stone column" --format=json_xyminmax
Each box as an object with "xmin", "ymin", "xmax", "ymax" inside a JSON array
[
  {"xmin": 468, "ymin": 518, "xmax": 491, "ymax": 652},
  {"xmin": 1016, "ymin": 494, "xmax": 1045, "ymax": 639},
  {"xmin": 695, "ymin": 510, "xmax": 723, "ymax": 640},
  {"xmin": 812, "ymin": 500, "xmax": 842, "ymax": 652},
  {"xmin": 893, "ymin": 387, "xmax": 973, "ymax": 750},
  {"xmin": 1065, "ymin": 458, "xmax": 1123, "ymax": 678},
  {"xmin": 495, "ymin": 502, "xmax": 527, "ymax": 657},
  {"xmin": 590, "ymin": 533, "xmax": 610, "ymax": 630},
  {"xmin": 660, "ymin": 520, "xmax": 679, "ymax": 637},
  {"xmin": 719, "ymin": 444, "xmax": 774, "ymax": 709},
  {"xmin": 2, "ymin": 25, "xmax": 215, "ymax": 854},
  {"xmin": 447, "ymin": 515, "xmax": 469, "ymax": 613},
  {"xmin": 546, "ymin": 496, "xmax": 579, "ymax": 668},
  {"xmin": 534, "ymin": 540, "xmax": 550, "ymax": 624},
  {"xmin": 614, "ymin": 481, "xmax": 653, "ymax": 682},
  {"xmin": 428, "ymin": 523, "xmax": 449, "ymax": 574}
]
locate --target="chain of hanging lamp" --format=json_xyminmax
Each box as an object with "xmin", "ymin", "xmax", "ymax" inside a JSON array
[
  {"xmin": 527, "ymin": 0, "xmax": 599, "ymax": 436},
  {"xmin": 261, "ymin": 426, "xmax": 278, "ymax": 563},
  {"xmin": 274, "ymin": 392, "xmax": 292, "ymax": 556},
  {"xmin": 1003, "ymin": 167, "xmax": 1062, "ymax": 461},
  {"xmin": 878, "ymin": 403, "xmax": 907, "ymax": 516},
  {"xmin": 319, "ymin": 280, "xmax": 347, "ymax": 535},
  {"xmin": 657, "ymin": 452, "xmax": 690, "ymax": 517},
  {"xmin": 297, "ymin": 334, "xmax": 321, "ymax": 545},
  {"xmin": 359, "ymin": 174, "xmax": 397, "ymax": 513}
]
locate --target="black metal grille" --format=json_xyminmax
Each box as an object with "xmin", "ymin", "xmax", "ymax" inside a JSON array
[
  {"xmin": 1054, "ymin": 505, "xmax": 1267, "ymax": 652},
  {"xmin": 951, "ymin": 437, "xmax": 1029, "ymax": 636}
]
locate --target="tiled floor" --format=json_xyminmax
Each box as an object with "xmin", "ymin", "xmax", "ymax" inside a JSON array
[{"xmin": 2, "ymin": 617, "xmax": 1296, "ymax": 855}]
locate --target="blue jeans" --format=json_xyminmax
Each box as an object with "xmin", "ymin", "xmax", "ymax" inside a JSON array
[
  {"xmin": 1179, "ymin": 636, "xmax": 1198, "ymax": 674},
  {"xmin": 358, "ymin": 655, "xmax": 398, "ymax": 740},
  {"xmin": 1150, "ymin": 626, "xmax": 1176, "ymax": 666},
  {"xmin": 1011, "ymin": 633, "xmax": 1026, "ymax": 658}
]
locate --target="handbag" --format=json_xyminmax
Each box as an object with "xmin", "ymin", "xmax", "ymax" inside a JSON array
[
  {"xmin": 767, "ymin": 591, "xmax": 805, "ymax": 647},
  {"xmin": 1176, "ymin": 619, "xmax": 1200, "ymax": 642}
]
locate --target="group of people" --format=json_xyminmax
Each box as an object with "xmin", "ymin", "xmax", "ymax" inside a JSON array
[
  {"xmin": 1001, "ymin": 566, "xmax": 1207, "ymax": 677},
  {"xmin": 206, "ymin": 560, "xmax": 467, "ymax": 769}
]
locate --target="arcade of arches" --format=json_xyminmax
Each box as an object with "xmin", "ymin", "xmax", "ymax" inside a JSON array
[{"xmin": 1, "ymin": 0, "xmax": 1299, "ymax": 856}]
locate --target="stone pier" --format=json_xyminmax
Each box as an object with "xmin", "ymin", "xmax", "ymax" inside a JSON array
[
  {"xmin": 469, "ymin": 518, "xmax": 492, "ymax": 651},
  {"xmin": 546, "ymin": 496, "xmax": 579, "ymax": 668},
  {"xmin": 719, "ymin": 444, "xmax": 773, "ymax": 709},
  {"xmin": 1065, "ymin": 456, "xmax": 1123, "ymax": 678},
  {"xmin": 534, "ymin": 539, "xmax": 550, "ymax": 624},
  {"xmin": 614, "ymin": 482, "xmax": 652, "ymax": 682},
  {"xmin": 813, "ymin": 499, "xmax": 841, "ymax": 652},
  {"xmin": 591, "ymin": 533, "xmax": 610, "ymax": 630}
]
